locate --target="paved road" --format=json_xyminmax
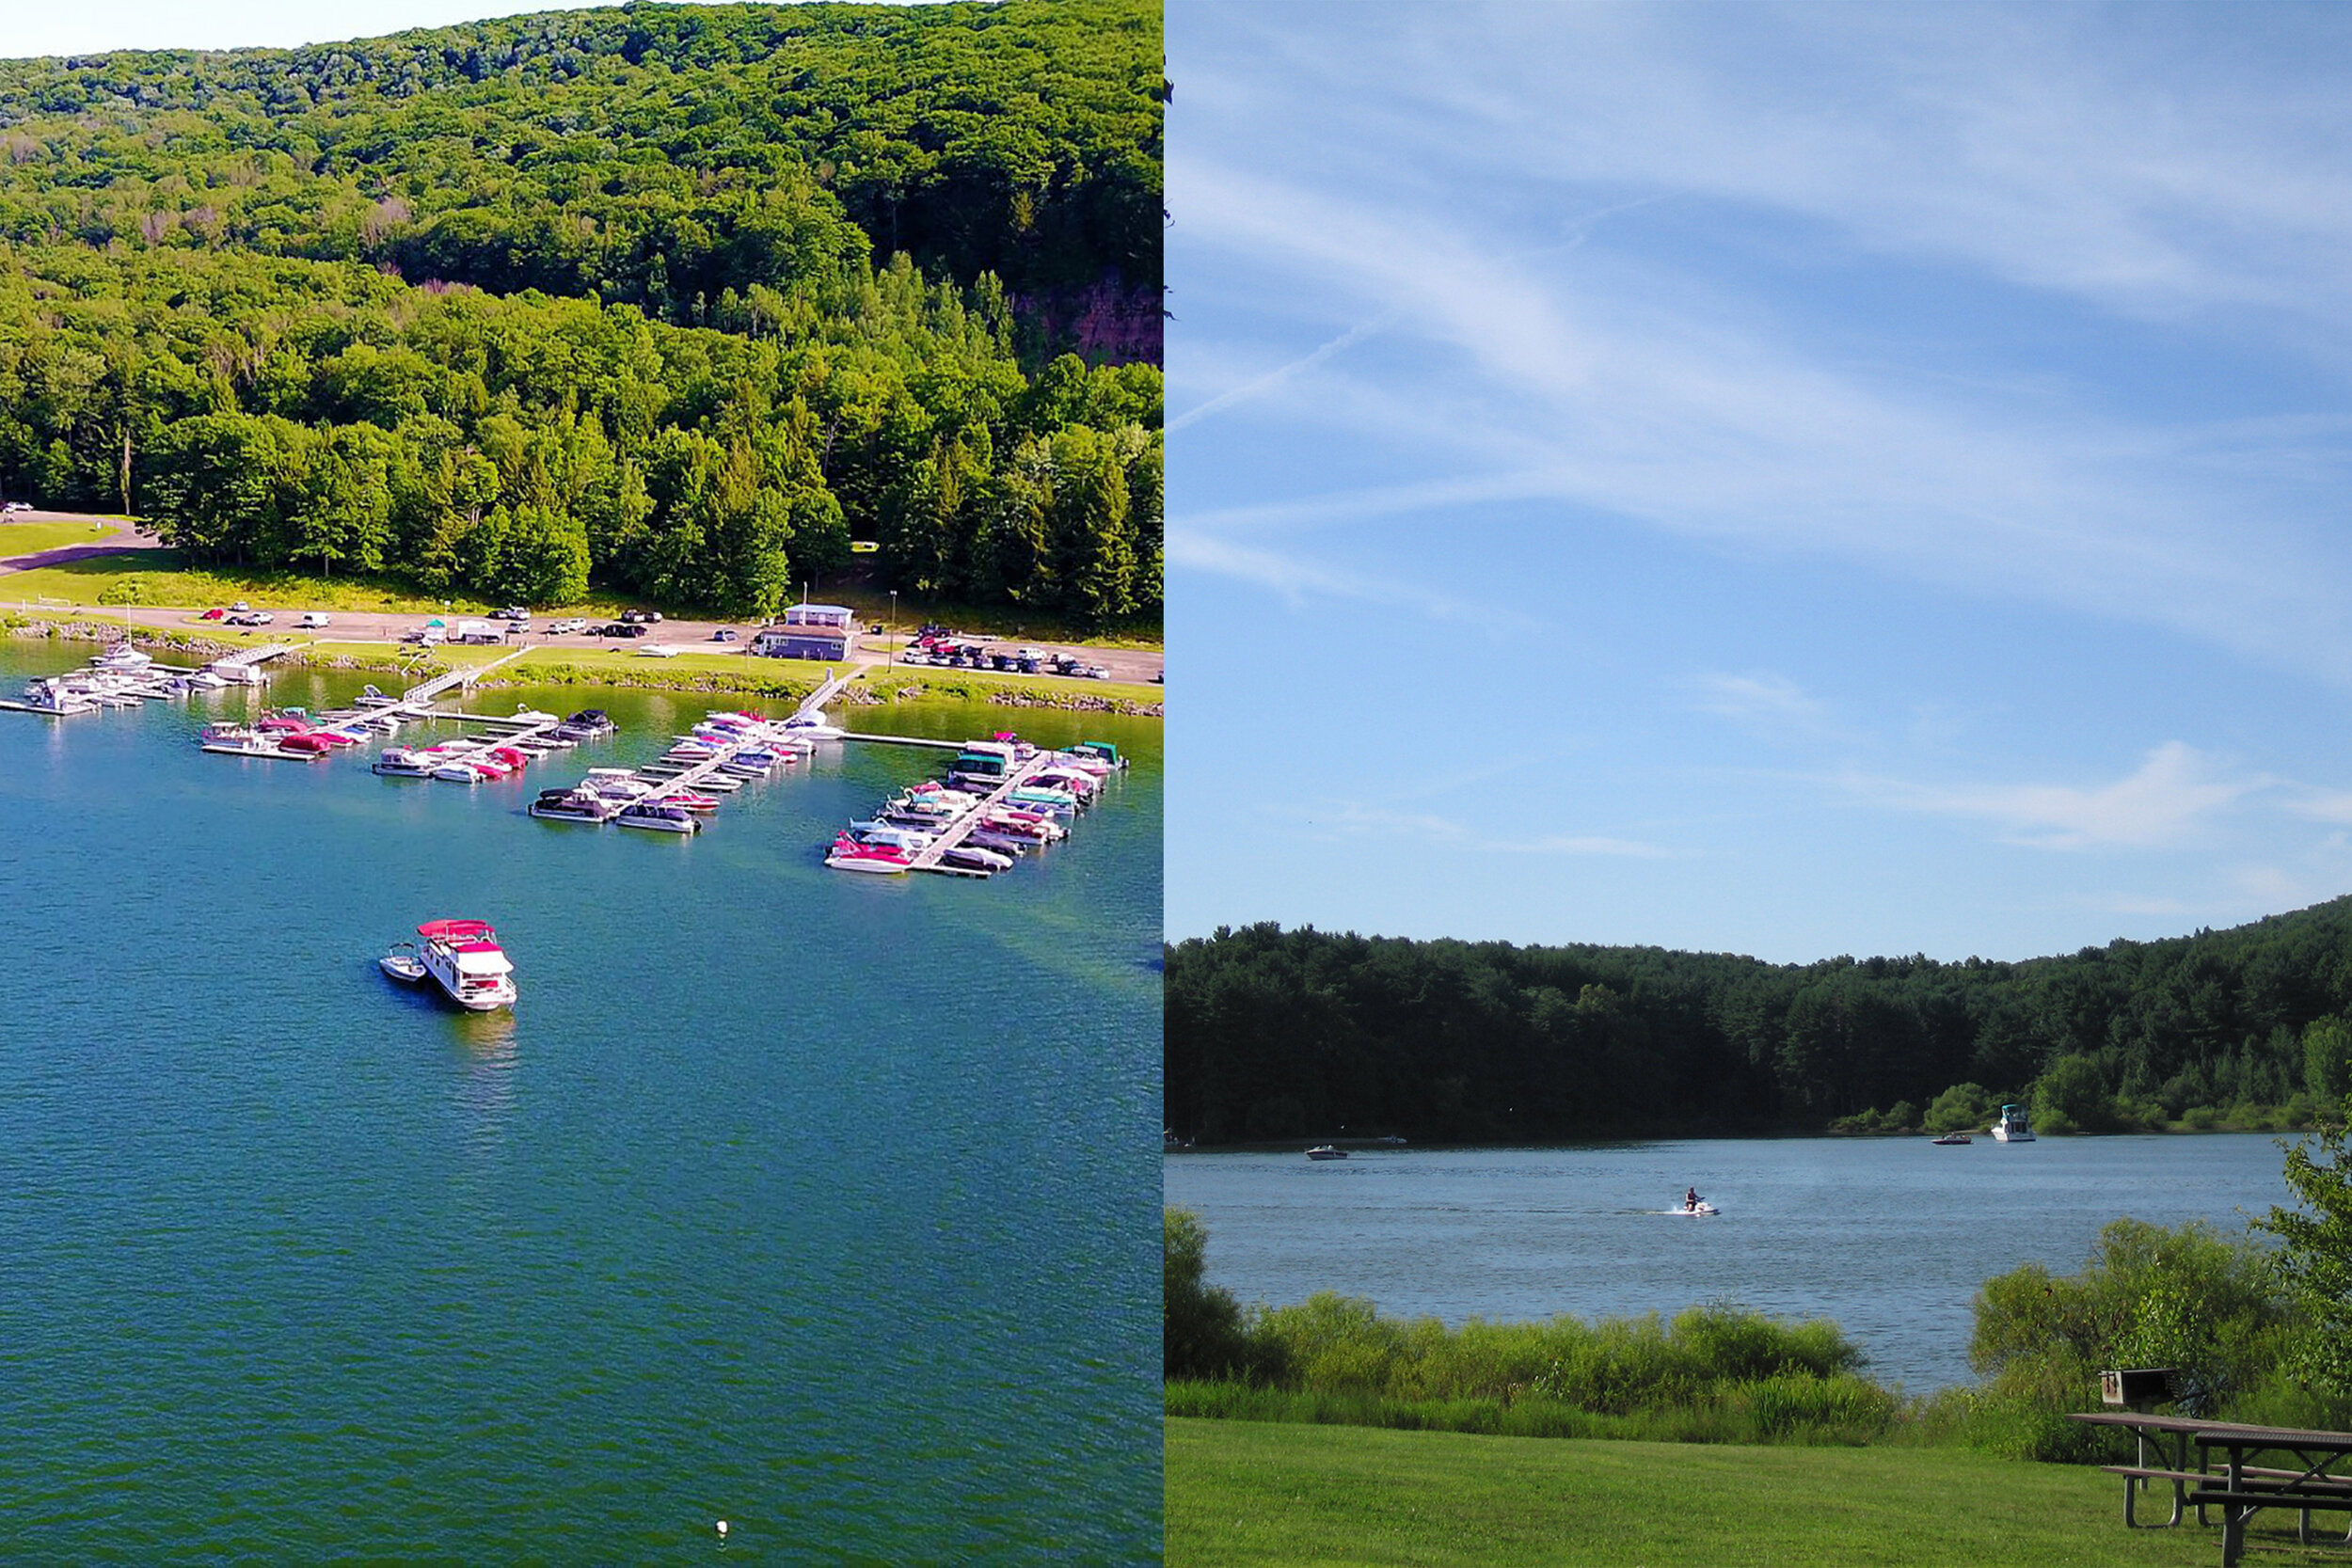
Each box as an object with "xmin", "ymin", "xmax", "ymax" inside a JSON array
[{"xmin": 0, "ymin": 514, "xmax": 1164, "ymax": 688}]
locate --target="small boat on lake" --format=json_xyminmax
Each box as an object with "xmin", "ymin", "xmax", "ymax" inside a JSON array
[
  {"xmin": 528, "ymin": 787, "xmax": 621, "ymax": 823},
  {"xmin": 378, "ymin": 940, "xmax": 427, "ymax": 984},
  {"xmin": 1306, "ymin": 1145, "xmax": 1347, "ymax": 1161},
  {"xmin": 1931, "ymin": 1132, "xmax": 1974, "ymax": 1146}
]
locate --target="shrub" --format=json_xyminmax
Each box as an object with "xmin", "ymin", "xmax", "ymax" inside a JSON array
[
  {"xmin": 1165, "ymin": 1208, "xmax": 1265, "ymax": 1381},
  {"xmin": 1925, "ymin": 1083, "xmax": 1994, "ymax": 1133}
]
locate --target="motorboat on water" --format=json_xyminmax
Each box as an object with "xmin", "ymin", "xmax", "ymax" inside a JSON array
[
  {"xmin": 1306, "ymin": 1145, "xmax": 1347, "ymax": 1161},
  {"xmin": 1992, "ymin": 1104, "xmax": 2036, "ymax": 1142},
  {"xmin": 941, "ymin": 845, "xmax": 1012, "ymax": 875},
  {"xmin": 615, "ymin": 800, "xmax": 700, "ymax": 833},
  {"xmin": 529, "ymin": 786, "xmax": 622, "ymax": 822},
  {"xmin": 378, "ymin": 940, "xmax": 427, "ymax": 984},
  {"xmin": 851, "ymin": 822, "xmax": 935, "ymax": 852},
  {"xmin": 412, "ymin": 918, "xmax": 516, "ymax": 1010},
  {"xmin": 88, "ymin": 642, "xmax": 152, "ymax": 673},
  {"xmin": 825, "ymin": 832, "xmax": 911, "ymax": 874},
  {"xmin": 559, "ymin": 709, "xmax": 617, "ymax": 739},
  {"xmin": 782, "ymin": 709, "xmax": 847, "ymax": 741},
  {"xmin": 1931, "ymin": 1132, "xmax": 1974, "ymax": 1146},
  {"xmin": 373, "ymin": 746, "xmax": 440, "ymax": 777}
]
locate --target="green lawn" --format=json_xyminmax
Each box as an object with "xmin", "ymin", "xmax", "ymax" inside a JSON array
[
  {"xmin": 0, "ymin": 549, "xmax": 524, "ymax": 615},
  {"xmin": 0, "ymin": 519, "xmax": 126, "ymax": 558},
  {"xmin": 1167, "ymin": 1418, "xmax": 2339, "ymax": 1567}
]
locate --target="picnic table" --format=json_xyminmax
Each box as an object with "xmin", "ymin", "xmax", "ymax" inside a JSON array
[
  {"xmin": 2069, "ymin": 1414, "xmax": 2352, "ymax": 1564},
  {"xmin": 2195, "ymin": 1425, "xmax": 2352, "ymax": 1567}
]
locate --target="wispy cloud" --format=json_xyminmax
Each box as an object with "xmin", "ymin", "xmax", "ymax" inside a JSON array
[
  {"xmin": 1837, "ymin": 741, "xmax": 2259, "ymax": 849},
  {"xmin": 1689, "ymin": 672, "xmax": 1833, "ymax": 739},
  {"xmin": 1169, "ymin": 8, "xmax": 2352, "ymax": 682}
]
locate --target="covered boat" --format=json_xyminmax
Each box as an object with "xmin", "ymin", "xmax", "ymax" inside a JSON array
[{"xmin": 415, "ymin": 919, "xmax": 516, "ymax": 1010}]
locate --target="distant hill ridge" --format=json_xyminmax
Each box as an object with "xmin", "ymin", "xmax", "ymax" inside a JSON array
[
  {"xmin": 0, "ymin": 0, "xmax": 1161, "ymax": 349},
  {"xmin": 0, "ymin": 1, "xmax": 1161, "ymax": 622},
  {"xmin": 1165, "ymin": 901, "xmax": 2352, "ymax": 1143}
]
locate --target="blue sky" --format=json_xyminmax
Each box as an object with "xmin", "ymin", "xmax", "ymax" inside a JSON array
[{"xmin": 1167, "ymin": 2, "xmax": 2352, "ymax": 964}]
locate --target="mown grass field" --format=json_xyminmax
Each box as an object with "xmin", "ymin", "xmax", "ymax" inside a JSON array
[
  {"xmin": 1166, "ymin": 1418, "xmax": 2342, "ymax": 1567},
  {"xmin": 0, "ymin": 518, "xmax": 124, "ymax": 558}
]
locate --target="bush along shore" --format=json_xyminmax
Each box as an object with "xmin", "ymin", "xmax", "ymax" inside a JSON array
[
  {"xmin": 4, "ymin": 619, "xmax": 1161, "ymax": 716},
  {"xmin": 1166, "ymin": 1104, "xmax": 2352, "ymax": 1457}
]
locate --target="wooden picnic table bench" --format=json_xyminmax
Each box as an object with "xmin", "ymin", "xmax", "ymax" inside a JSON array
[
  {"xmin": 2191, "ymin": 1425, "xmax": 2352, "ymax": 1567},
  {"xmin": 2067, "ymin": 1413, "xmax": 2277, "ymax": 1528}
]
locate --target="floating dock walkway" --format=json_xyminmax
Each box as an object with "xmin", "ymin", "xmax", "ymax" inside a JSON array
[{"xmin": 902, "ymin": 752, "xmax": 1061, "ymax": 875}]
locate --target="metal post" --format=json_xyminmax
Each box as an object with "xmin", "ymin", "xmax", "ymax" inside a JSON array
[{"xmin": 889, "ymin": 590, "xmax": 898, "ymax": 667}]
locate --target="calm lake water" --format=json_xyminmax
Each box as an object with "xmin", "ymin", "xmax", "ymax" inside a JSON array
[
  {"xmin": 0, "ymin": 641, "xmax": 1160, "ymax": 1562},
  {"xmin": 1165, "ymin": 1134, "xmax": 2302, "ymax": 1390}
]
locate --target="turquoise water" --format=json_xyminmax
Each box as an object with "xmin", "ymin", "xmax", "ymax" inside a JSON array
[
  {"xmin": 0, "ymin": 643, "xmax": 1161, "ymax": 1561},
  {"xmin": 1166, "ymin": 1134, "xmax": 2298, "ymax": 1390}
]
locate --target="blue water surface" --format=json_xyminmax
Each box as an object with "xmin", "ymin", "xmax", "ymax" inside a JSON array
[{"xmin": 0, "ymin": 643, "xmax": 1161, "ymax": 1562}]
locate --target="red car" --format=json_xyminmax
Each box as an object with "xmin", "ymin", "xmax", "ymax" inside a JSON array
[{"xmin": 199, "ymin": 608, "xmax": 226, "ymax": 620}]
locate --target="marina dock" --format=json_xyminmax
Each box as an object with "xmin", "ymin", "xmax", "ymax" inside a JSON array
[{"xmin": 903, "ymin": 752, "xmax": 1062, "ymax": 875}]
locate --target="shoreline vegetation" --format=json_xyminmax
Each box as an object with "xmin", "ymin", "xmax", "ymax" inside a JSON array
[
  {"xmin": 5, "ymin": 615, "xmax": 1164, "ymax": 716},
  {"xmin": 1166, "ymin": 1207, "xmax": 2347, "ymax": 1459}
]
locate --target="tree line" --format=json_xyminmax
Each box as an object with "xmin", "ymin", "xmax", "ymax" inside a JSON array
[
  {"xmin": 0, "ymin": 230, "xmax": 1158, "ymax": 619},
  {"xmin": 1165, "ymin": 907, "xmax": 2352, "ymax": 1143}
]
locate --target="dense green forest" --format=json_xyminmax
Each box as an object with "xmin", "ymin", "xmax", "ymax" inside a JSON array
[
  {"xmin": 1165, "ymin": 907, "xmax": 2352, "ymax": 1143},
  {"xmin": 0, "ymin": 1, "xmax": 1162, "ymax": 620}
]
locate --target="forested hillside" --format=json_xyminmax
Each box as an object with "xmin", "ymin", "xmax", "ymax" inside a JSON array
[
  {"xmin": 0, "ymin": 1, "xmax": 1161, "ymax": 620},
  {"xmin": 1165, "ymin": 909, "xmax": 2352, "ymax": 1142}
]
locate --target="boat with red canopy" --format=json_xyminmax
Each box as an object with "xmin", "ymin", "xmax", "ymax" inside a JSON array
[{"xmin": 405, "ymin": 918, "xmax": 517, "ymax": 1010}]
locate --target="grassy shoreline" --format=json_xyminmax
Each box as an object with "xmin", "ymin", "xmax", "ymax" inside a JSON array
[{"xmin": 5, "ymin": 617, "xmax": 1164, "ymax": 717}]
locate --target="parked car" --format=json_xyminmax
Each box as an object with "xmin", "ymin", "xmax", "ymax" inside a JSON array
[
  {"xmin": 492, "ymin": 606, "xmax": 532, "ymax": 622},
  {"xmin": 636, "ymin": 643, "xmax": 679, "ymax": 657},
  {"xmin": 297, "ymin": 612, "xmax": 331, "ymax": 629},
  {"xmin": 230, "ymin": 601, "xmax": 250, "ymax": 612},
  {"xmin": 709, "ymin": 628, "xmax": 738, "ymax": 641},
  {"xmin": 547, "ymin": 617, "xmax": 588, "ymax": 635},
  {"xmin": 619, "ymin": 609, "xmax": 654, "ymax": 624},
  {"xmin": 227, "ymin": 612, "xmax": 265, "ymax": 626},
  {"xmin": 595, "ymin": 622, "xmax": 647, "ymax": 638},
  {"xmin": 198, "ymin": 608, "xmax": 226, "ymax": 621},
  {"xmin": 615, "ymin": 622, "xmax": 648, "ymax": 638},
  {"xmin": 1, "ymin": 499, "xmax": 30, "ymax": 513}
]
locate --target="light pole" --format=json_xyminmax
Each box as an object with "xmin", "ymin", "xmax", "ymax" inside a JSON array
[{"xmin": 888, "ymin": 590, "xmax": 898, "ymax": 667}]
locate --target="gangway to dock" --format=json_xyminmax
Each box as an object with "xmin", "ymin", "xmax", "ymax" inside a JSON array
[
  {"xmin": 794, "ymin": 668, "xmax": 858, "ymax": 721},
  {"xmin": 902, "ymin": 752, "xmax": 1059, "ymax": 876},
  {"xmin": 205, "ymin": 643, "xmax": 300, "ymax": 684},
  {"xmin": 318, "ymin": 648, "xmax": 529, "ymax": 729}
]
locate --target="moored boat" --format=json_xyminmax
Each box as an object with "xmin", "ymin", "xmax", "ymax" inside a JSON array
[
  {"xmin": 414, "ymin": 918, "xmax": 516, "ymax": 1010},
  {"xmin": 1991, "ymin": 1105, "xmax": 2036, "ymax": 1142},
  {"xmin": 615, "ymin": 800, "xmax": 700, "ymax": 833},
  {"xmin": 825, "ymin": 832, "xmax": 911, "ymax": 874}
]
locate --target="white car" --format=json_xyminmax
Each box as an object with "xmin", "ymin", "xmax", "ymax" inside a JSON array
[
  {"xmin": 297, "ymin": 612, "xmax": 331, "ymax": 629},
  {"xmin": 635, "ymin": 644, "xmax": 679, "ymax": 657},
  {"xmin": 547, "ymin": 617, "xmax": 588, "ymax": 635},
  {"xmin": 1, "ymin": 500, "xmax": 30, "ymax": 513}
]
